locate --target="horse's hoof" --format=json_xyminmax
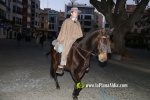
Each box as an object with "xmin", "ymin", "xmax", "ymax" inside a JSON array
[
  {"xmin": 56, "ymin": 86, "xmax": 60, "ymax": 90},
  {"xmin": 72, "ymin": 95, "xmax": 78, "ymax": 100}
]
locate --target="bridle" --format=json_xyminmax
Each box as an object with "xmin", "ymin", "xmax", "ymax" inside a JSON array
[
  {"xmin": 73, "ymin": 33, "xmax": 108, "ymax": 61},
  {"xmin": 73, "ymin": 32, "xmax": 107, "ymax": 60}
]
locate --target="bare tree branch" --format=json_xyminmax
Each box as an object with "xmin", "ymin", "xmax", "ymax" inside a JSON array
[
  {"xmin": 90, "ymin": 0, "xmax": 104, "ymax": 14},
  {"xmin": 90, "ymin": 0, "xmax": 115, "ymax": 27},
  {"xmin": 106, "ymin": 0, "xmax": 115, "ymax": 13},
  {"xmin": 117, "ymin": 0, "xmax": 128, "ymax": 26},
  {"xmin": 114, "ymin": 0, "xmax": 121, "ymax": 14},
  {"xmin": 125, "ymin": 0, "xmax": 149, "ymax": 31},
  {"xmin": 70, "ymin": 0, "xmax": 77, "ymax": 7}
]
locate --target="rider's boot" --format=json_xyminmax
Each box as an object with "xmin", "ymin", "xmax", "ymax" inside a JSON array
[{"xmin": 56, "ymin": 53, "xmax": 65, "ymax": 74}]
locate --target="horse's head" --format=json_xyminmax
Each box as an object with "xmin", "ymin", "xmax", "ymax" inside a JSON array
[{"xmin": 96, "ymin": 28, "xmax": 112, "ymax": 62}]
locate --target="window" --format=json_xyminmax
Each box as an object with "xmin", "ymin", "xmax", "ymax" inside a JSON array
[
  {"xmin": 13, "ymin": 6, "xmax": 16, "ymax": 13},
  {"xmin": 84, "ymin": 21, "xmax": 91, "ymax": 26},
  {"xmin": 66, "ymin": 14, "xmax": 70, "ymax": 18},
  {"xmin": 81, "ymin": 15, "xmax": 83, "ymax": 19},
  {"xmin": 24, "ymin": 4, "xmax": 27, "ymax": 8},
  {"xmin": 36, "ymin": 4, "xmax": 38, "ymax": 9},
  {"xmin": 0, "ymin": 8, "xmax": 6, "ymax": 18},
  {"xmin": 35, "ymin": 21, "xmax": 37, "ymax": 25},
  {"xmin": 32, "ymin": 21, "xmax": 34, "ymax": 26},
  {"xmin": 80, "ymin": 21, "xmax": 82, "ymax": 25},
  {"xmin": 49, "ymin": 24, "xmax": 54, "ymax": 30},
  {"xmin": 85, "ymin": 9, "xmax": 92, "ymax": 14},
  {"xmin": 49, "ymin": 16, "xmax": 55, "ymax": 23},
  {"xmin": 42, "ymin": 17, "xmax": 44, "ymax": 21},
  {"xmin": 17, "ymin": 7, "xmax": 22, "ymax": 14},
  {"xmin": 50, "ymin": 17, "xmax": 55, "ymax": 23},
  {"xmin": 84, "ymin": 28, "xmax": 91, "ymax": 32},
  {"xmin": 78, "ymin": 15, "xmax": 80, "ymax": 19},
  {"xmin": 13, "ymin": 17, "xmax": 15, "ymax": 23},
  {"xmin": 84, "ymin": 15, "xmax": 91, "ymax": 19},
  {"xmin": 36, "ymin": 13, "xmax": 37, "ymax": 17},
  {"xmin": 41, "ymin": 23, "xmax": 44, "ymax": 28}
]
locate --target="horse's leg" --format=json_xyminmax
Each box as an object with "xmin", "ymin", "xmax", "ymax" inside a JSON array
[
  {"xmin": 71, "ymin": 71, "xmax": 85, "ymax": 100},
  {"xmin": 50, "ymin": 62, "xmax": 60, "ymax": 89},
  {"xmin": 54, "ymin": 74, "xmax": 60, "ymax": 89},
  {"xmin": 50, "ymin": 48, "xmax": 60, "ymax": 89},
  {"xmin": 72, "ymin": 82, "xmax": 83, "ymax": 100}
]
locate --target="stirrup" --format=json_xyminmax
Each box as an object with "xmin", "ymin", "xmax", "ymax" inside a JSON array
[
  {"xmin": 56, "ymin": 65, "xmax": 64, "ymax": 74},
  {"xmin": 85, "ymin": 67, "xmax": 89, "ymax": 72}
]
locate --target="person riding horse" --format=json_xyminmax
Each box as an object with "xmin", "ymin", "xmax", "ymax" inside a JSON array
[{"xmin": 52, "ymin": 7, "xmax": 83, "ymax": 75}]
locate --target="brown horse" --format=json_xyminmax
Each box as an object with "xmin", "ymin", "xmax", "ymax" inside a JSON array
[{"xmin": 50, "ymin": 28, "xmax": 112, "ymax": 100}]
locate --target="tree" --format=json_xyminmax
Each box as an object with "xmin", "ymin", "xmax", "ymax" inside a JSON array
[
  {"xmin": 136, "ymin": 8, "xmax": 150, "ymax": 34},
  {"xmin": 90, "ymin": 0, "xmax": 149, "ymax": 55},
  {"xmin": 70, "ymin": 0, "xmax": 77, "ymax": 7}
]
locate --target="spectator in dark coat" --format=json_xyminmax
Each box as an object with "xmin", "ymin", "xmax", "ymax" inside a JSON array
[
  {"xmin": 17, "ymin": 32, "xmax": 21, "ymax": 47},
  {"xmin": 46, "ymin": 33, "xmax": 57, "ymax": 57}
]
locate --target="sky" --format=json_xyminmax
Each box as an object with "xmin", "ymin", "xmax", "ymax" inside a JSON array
[
  {"xmin": 40, "ymin": 0, "xmax": 90, "ymax": 11},
  {"xmin": 40, "ymin": 0, "xmax": 150, "ymax": 11}
]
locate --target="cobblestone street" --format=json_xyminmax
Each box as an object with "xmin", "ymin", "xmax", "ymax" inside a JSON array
[{"xmin": 0, "ymin": 39, "xmax": 150, "ymax": 100}]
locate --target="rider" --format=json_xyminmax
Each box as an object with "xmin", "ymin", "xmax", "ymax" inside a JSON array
[{"xmin": 53, "ymin": 7, "xmax": 83, "ymax": 74}]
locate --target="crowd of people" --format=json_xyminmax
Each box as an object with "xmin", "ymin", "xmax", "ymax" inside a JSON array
[{"xmin": 14, "ymin": 31, "xmax": 57, "ymax": 49}]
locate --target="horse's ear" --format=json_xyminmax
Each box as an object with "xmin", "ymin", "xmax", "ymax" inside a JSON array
[{"xmin": 101, "ymin": 28, "xmax": 106, "ymax": 35}]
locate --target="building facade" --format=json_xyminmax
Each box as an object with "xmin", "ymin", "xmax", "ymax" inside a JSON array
[
  {"xmin": 0, "ymin": 0, "xmax": 7, "ymax": 38},
  {"xmin": 37, "ymin": 8, "xmax": 59, "ymax": 38},
  {"xmin": 12, "ymin": 0, "xmax": 23, "ymax": 33},
  {"xmin": 65, "ymin": 3, "xmax": 95, "ymax": 32},
  {"xmin": 31, "ymin": 0, "xmax": 40, "ymax": 34},
  {"xmin": 48, "ymin": 9, "xmax": 59, "ymax": 35},
  {"xmin": 58, "ymin": 11, "xmax": 65, "ymax": 32},
  {"xmin": 0, "ymin": 0, "xmax": 41, "ymax": 38},
  {"xmin": 36, "ymin": 8, "xmax": 49, "ymax": 37},
  {"xmin": 22, "ymin": 0, "xmax": 31, "ymax": 34},
  {"xmin": 22, "ymin": 0, "xmax": 40, "ymax": 36}
]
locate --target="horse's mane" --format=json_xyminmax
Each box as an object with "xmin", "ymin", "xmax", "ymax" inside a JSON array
[{"xmin": 76, "ymin": 28, "xmax": 102, "ymax": 44}]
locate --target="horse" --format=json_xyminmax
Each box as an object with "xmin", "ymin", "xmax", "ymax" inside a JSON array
[{"xmin": 50, "ymin": 28, "xmax": 112, "ymax": 100}]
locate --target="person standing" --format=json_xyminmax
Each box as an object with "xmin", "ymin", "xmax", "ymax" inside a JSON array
[{"xmin": 16, "ymin": 32, "xmax": 21, "ymax": 47}]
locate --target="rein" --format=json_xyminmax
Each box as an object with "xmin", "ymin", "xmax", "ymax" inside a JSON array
[
  {"xmin": 73, "ymin": 30, "xmax": 108, "ymax": 61},
  {"xmin": 73, "ymin": 44, "xmax": 96, "ymax": 61}
]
